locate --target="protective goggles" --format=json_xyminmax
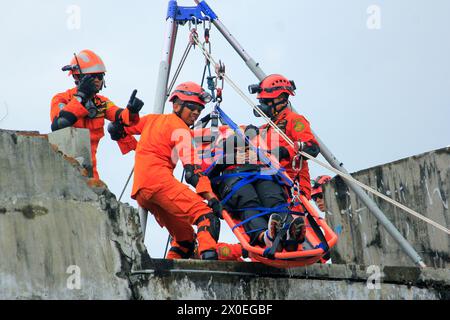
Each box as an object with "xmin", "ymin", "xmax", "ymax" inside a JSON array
[
  {"xmin": 174, "ymin": 89, "xmax": 212, "ymax": 103},
  {"xmin": 90, "ymin": 73, "xmax": 105, "ymax": 80},
  {"xmin": 258, "ymin": 98, "xmax": 275, "ymax": 105},
  {"xmin": 311, "ymin": 193, "xmax": 323, "ymax": 201},
  {"xmin": 77, "ymin": 73, "xmax": 104, "ymax": 81},
  {"xmin": 183, "ymin": 102, "xmax": 205, "ymax": 112}
]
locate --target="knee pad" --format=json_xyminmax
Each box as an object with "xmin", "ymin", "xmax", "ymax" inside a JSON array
[
  {"xmin": 168, "ymin": 240, "xmax": 195, "ymax": 259},
  {"xmin": 184, "ymin": 164, "xmax": 202, "ymax": 188},
  {"xmin": 195, "ymin": 213, "xmax": 220, "ymax": 242},
  {"xmin": 201, "ymin": 249, "xmax": 218, "ymax": 260}
]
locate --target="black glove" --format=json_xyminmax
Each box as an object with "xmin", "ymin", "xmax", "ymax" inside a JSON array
[
  {"xmin": 270, "ymin": 146, "xmax": 290, "ymax": 161},
  {"xmin": 302, "ymin": 141, "xmax": 320, "ymax": 158},
  {"xmin": 107, "ymin": 121, "xmax": 126, "ymax": 141},
  {"xmin": 75, "ymin": 75, "xmax": 97, "ymax": 103},
  {"xmin": 207, "ymin": 198, "xmax": 223, "ymax": 219},
  {"xmin": 126, "ymin": 89, "xmax": 144, "ymax": 114}
]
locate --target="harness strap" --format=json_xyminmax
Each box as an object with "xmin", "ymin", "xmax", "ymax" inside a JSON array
[{"xmin": 306, "ymin": 212, "xmax": 330, "ymax": 256}]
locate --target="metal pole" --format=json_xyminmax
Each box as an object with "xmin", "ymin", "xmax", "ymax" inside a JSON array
[
  {"xmin": 138, "ymin": 207, "xmax": 148, "ymax": 236},
  {"xmin": 199, "ymin": 0, "xmax": 426, "ymax": 267},
  {"xmin": 194, "ymin": 0, "xmax": 266, "ymax": 80},
  {"xmin": 154, "ymin": 1, "xmax": 179, "ymax": 114}
]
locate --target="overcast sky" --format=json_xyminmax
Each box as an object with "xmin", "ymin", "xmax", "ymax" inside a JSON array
[{"xmin": 1, "ymin": 0, "xmax": 449, "ymax": 258}]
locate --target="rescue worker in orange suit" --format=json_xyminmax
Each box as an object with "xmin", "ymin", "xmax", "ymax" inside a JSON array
[
  {"xmin": 50, "ymin": 49, "xmax": 143, "ymax": 179},
  {"xmin": 108, "ymin": 82, "xmax": 222, "ymax": 260},
  {"xmin": 248, "ymin": 74, "xmax": 320, "ymax": 241}
]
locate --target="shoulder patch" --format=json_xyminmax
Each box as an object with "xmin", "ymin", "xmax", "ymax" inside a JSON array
[
  {"xmin": 293, "ymin": 119, "xmax": 305, "ymax": 132},
  {"xmin": 105, "ymin": 101, "xmax": 115, "ymax": 109}
]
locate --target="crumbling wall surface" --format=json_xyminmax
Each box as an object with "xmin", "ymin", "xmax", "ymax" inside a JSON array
[
  {"xmin": 323, "ymin": 147, "xmax": 450, "ymax": 268},
  {"xmin": 0, "ymin": 128, "xmax": 448, "ymax": 300},
  {"xmin": 0, "ymin": 129, "xmax": 149, "ymax": 299},
  {"xmin": 130, "ymin": 260, "xmax": 450, "ymax": 300}
]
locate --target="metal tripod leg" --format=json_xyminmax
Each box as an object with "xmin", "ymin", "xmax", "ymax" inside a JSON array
[{"xmin": 154, "ymin": 10, "xmax": 179, "ymax": 114}]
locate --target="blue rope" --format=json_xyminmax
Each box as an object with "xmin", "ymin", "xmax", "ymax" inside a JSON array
[
  {"xmin": 215, "ymin": 106, "xmax": 293, "ymax": 187},
  {"xmin": 200, "ymin": 106, "xmax": 307, "ymax": 236},
  {"xmin": 203, "ymin": 150, "xmax": 223, "ymax": 175},
  {"xmin": 231, "ymin": 203, "xmax": 305, "ymax": 232}
]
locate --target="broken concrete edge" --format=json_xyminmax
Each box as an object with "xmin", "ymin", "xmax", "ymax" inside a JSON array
[
  {"xmin": 47, "ymin": 127, "xmax": 94, "ymax": 178},
  {"xmin": 1, "ymin": 128, "xmax": 101, "ymax": 189},
  {"xmin": 129, "ymin": 259, "xmax": 450, "ymax": 294},
  {"xmin": 0, "ymin": 129, "xmax": 41, "ymax": 135},
  {"xmin": 0, "ymin": 129, "xmax": 47, "ymax": 145},
  {"xmin": 1, "ymin": 128, "xmax": 151, "ymax": 297},
  {"xmin": 349, "ymin": 146, "xmax": 450, "ymax": 178}
]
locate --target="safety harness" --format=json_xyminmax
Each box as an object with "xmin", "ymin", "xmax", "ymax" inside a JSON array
[{"xmin": 202, "ymin": 104, "xmax": 330, "ymax": 259}]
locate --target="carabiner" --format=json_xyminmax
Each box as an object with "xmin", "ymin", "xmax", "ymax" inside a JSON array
[
  {"xmin": 215, "ymin": 60, "xmax": 225, "ymax": 79},
  {"xmin": 203, "ymin": 16, "xmax": 211, "ymax": 43},
  {"xmin": 203, "ymin": 16, "xmax": 212, "ymax": 31},
  {"xmin": 189, "ymin": 17, "xmax": 200, "ymax": 32},
  {"xmin": 291, "ymin": 153, "xmax": 303, "ymax": 172}
]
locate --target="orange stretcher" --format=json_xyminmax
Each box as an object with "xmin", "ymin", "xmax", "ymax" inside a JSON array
[
  {"xmin": 222, "ymin": 195, "xmax": 338, "ymax": 268},
  {"xmin": 193, "ymin": 125, "xmax": 338, "ymax": 268}
]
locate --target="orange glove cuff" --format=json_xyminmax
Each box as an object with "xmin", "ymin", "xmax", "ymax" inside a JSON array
[
  {"xmin": 195, "ymin": 175, "xmax": 213, "ymax": 195},
  {"xmin": 117, "ymin": 135, "xmax": 138, "ymax": 154},
  {"xmin": 120, "ymin": 108, "xmax": 140, "ymax": 126}
]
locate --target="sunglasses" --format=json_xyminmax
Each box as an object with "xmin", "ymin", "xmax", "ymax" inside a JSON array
[
  {"xmin": 312, "ymin": 194, "xmax": 323, "ymax": 201},
  {"xmin": 90, "ymin": 73, "xmax": 105, "ymax": 80},
  {"xmin": 183, "ymin": 102, "xmax": 205, "ymax": 112}
]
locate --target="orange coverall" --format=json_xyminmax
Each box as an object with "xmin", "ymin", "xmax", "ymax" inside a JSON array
[
  {"xmin": 122, "ymin": 113, "xmax": 217, "ymax": 256},
  {"xmin": 50, "ymin": 87, "xmax": 138, "ymax": 179},
  {"xmin": 260, "ymin": 107, "xmax": 318, "ymax": 199}
]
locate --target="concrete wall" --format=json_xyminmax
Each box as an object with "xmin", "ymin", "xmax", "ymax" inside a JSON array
[
  {"xmin": 323, "ymin": 147, "xmax": 450, "ymax": 268},
  {"xmin": 0, "ymin": 129, "xmax": 150, "ymax": 299},
  {"xmin": 131, "ymin": 260, "xmax": 449, "ymax": 300},
  {"xmin": 0, "ymin": 128, "xmax": 448, "ymax": 299}
]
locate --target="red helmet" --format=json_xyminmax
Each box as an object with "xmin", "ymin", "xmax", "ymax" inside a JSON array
[
  {"xmin": 64, "ymin": 50, "xmax": 107, "ymax": 76},
  {"xmin": 253, "ymin": 74, "xmax": 296, "ymax": 99},
  {"xmin": 311, "ymin": 175, "xmax": 332, "ymax": 197},
  {"xmin": 169, "ymin": 82, "xmax": 212, "ymax": 106}
]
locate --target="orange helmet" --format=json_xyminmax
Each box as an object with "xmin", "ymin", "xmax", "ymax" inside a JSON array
[
  {"xmin": 311, "ymin": 175, "xmax": 332, "ymax": 197},
  {"xmin": 169, "ymin": 82, "xmax": 212, "ymax": 106},
  {"xmin": 64, "ymin": 49, "xmax": 107, "ymax": 76},
  {"xmin": 249, "ymin": 74, "xmax": 296, "ymax": 99}
]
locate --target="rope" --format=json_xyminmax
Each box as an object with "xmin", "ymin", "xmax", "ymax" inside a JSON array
[
  {"xmin": 118, "ymin": 168, "xmax": 134, "ymax": 201},
  {"xmin": 191, "ymin": 33, "xmax": 450, "ymax": 236},
  {"xmin": 167, "ymin": 38, "xmax": 194, "ymax": 97}
]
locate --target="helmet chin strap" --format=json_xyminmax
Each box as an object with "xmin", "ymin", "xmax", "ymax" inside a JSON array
[
  {"xmin": 174, "ymin": 106, "xmax": 194, "ymax": 128},
  {"xmin": 174, "ymin": 103, "xmax": 185, "ymax": 118}
]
